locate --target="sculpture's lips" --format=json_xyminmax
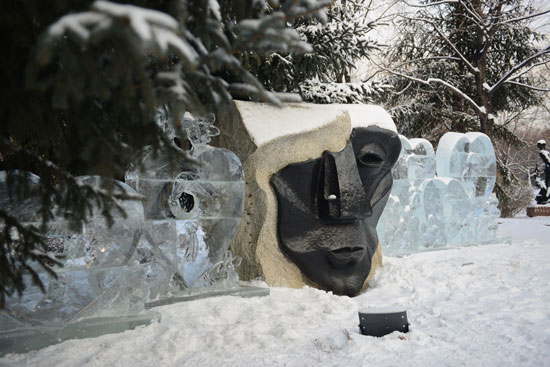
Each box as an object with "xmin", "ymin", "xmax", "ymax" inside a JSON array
[{"xmin": 328, "ymin": 246, "xmax": 365, "ymax": 266}]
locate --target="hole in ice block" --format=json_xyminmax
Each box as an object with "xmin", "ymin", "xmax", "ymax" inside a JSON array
[{"xmin": 178, "ymin": 192, "xmax": 195, "ymax": 212}]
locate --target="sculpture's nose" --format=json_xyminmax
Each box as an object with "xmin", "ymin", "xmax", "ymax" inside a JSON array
[{"xmin": 317, "ymin": 142, "xmax": 372, "ymax": 221}]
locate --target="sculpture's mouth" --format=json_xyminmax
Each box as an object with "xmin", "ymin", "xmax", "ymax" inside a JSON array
[{"xmin": 328, "ymin": 246, "xmax": 365, "ymax": 267}]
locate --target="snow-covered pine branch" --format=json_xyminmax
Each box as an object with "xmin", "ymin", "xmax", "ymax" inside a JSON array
[
  {"xmin": 504, "ymin": 80, "xmax": 550, "ymax": 92},
  {"xmin": 493, "ymin": 8, "xmax": 550, "ymax": 26},
  {"xmin": 236, "ymin": 14, "xmax": 313, "ymax": 54},
  {"xmin": 283, "ymin": 0, "xmax": 331, "ymax": 23},
  {"xmin": 397, "ymin": 16, "xmax": 479, "ymax": 73},
  {"xmin": 47, "ymin": 12, "xmax": 109, "ymax": 43},
  {"xmin": 488, "ymin": 45, "xmax": 550, "ymax": 93},
  {"xmin": 403, "ymin": 0, "xmax": 459, "ymax": 8},
  {"xmin": 42, "ymin": 1, "xmax": 199, "ymax": 69},
  {"xmin": 377, "ymin": 62, "xmax": 485, "ymax": 115}
]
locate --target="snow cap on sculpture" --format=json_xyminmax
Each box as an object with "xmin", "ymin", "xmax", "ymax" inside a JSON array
[
  {"xmin": 217, "ymin": 101, "xmax": 400, "ymax": 296},
  {"xmin": 345, "ymin": 104, "xmax": 398, "ymax": 133}
]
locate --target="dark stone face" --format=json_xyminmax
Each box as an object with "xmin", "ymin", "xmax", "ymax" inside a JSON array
[{"xmin": 270, "ymin": 126, "xmax": 401, "ymax": 296}]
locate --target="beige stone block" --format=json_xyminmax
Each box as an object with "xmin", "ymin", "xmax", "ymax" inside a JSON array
[{"xmin": 214, "ymin": 101, "xmax": 390, "ymax": 292}]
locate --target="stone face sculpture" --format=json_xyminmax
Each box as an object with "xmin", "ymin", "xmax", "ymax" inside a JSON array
[
  {"xmin": 271, "ymin": 126, "xmax": 400, "ymax": 295},
  {"xmin": 214, "ymin": 102, "xmax": 399, "ymax": 295}
]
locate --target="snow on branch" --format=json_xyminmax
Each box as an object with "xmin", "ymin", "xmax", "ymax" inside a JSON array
[
  {"xmin": 47, "ymin": 12, "xmax": 109, "ymax": 42},
  {"xmin": 236, "ymin": 13, "xmax": 313, "ymax": 53},
  {"xmin": 493, "ymin": 9, "xmax": 550, "ymax": 27},
  {"xmin": 0, "ymin": 138, "xmax": 145, "ymax": 206},
  {"xmin": 92, "ymin": 0, "xmax": 179, "ymax": 39},
  {"xmin": 488, "ymin": 45, "xmax": 550, "ymax": 93},
  {"xmin": 424, "ymin": 18, "xmax": 478, "ymax": 73},
  {"xmin": 426, "ymin": 78, "xmax": 484, "ymax": 115},
  {"xmin": 378, "ymin": 63, "xmax": 485, "ymax": 116},
  {"xmin": 283, "ymin": 0, "xmax": 331, "ymax": 23},
  {"xmin": 504, "ymin": 80, "xmax": 550, "ymax": 93},
  {"xmin": 42, "ymin": 1, "xmax": 198, "ymax": 68},
  {"xmin": 402, "ymin": 1, "xmax": 492, "ymax": 40},
  {"xmin": 508, "ymin": 61, "xmax": 550, "ymax": 81},
  {"xmin": 403, "ymin": 0, "xmax": 458, "ymax": 7}
]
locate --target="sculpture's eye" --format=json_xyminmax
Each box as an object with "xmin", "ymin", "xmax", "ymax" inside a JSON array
[{"xmin": 358, "ymin": 151, "xmax": 384, "ymax": 167}]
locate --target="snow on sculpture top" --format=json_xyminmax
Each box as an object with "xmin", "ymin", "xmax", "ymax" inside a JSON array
[
  {"xmin": 343, "ymin": 104, "xmax": 398, "ymax": 133},
  {"xmin": 232, "ymin": 102, "xmax": 350, "ymax": 148},
  {"xmin": 231, "ymin": 102, "xmax": 397, "ymax": 150}
]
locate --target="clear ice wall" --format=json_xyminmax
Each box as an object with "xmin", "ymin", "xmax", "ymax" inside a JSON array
[
  {"xmin": 0, "ymin": 116, "xmax": 245, "ymax": 348},
  {"xmin": 377, "ymin": 132, "xmax": 500, "ymax": 256}
]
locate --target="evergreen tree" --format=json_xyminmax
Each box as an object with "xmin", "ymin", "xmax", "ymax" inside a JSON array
[
  {"xmin": 0, "ymin": 0, "xmax": 330, "ymax": 307},
  {"xmin": 241, "ymin": 0, "xmax": 387, "ymax": 102}
]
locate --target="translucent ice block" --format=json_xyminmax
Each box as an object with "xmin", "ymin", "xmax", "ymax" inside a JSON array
[{"xmin": 378, "ymin": 131, "xmax": 500, "ymax": 256}]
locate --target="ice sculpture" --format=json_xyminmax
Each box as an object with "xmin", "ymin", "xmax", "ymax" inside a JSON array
[
  {"xmin": 0, "ymin": 173, "xmax": 158, "ymax": 354},
  {"xmin": 377, "ymin": 132, "xmax": 500, "ymax": 256},
  {"xmin": 124, "ymin": 114, "xmax": 245, "ymax": 297},
  {"xmin": 0, "ymin": 115, "xmax": 247, "ymax": 354}
]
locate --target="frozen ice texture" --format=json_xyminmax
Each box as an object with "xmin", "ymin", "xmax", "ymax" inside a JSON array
[
  {"xmin": 436, "ymin": 132, "xmax": 496, "ymax": 198},
  {"xmin": 1, "ymin": 121, "xmax": 246, "ymax": 345},
  {"xmin": 125, "ymin": 141, "xmax": 245, "ymax": 299},
  {"xmin": 393, "ymin": 136, "xmax": 436, "ymax": 182},
  {"xmin": 377, "ymin": 132, "xmax": 499, "ymax": 256},
  {"xmin": 129, "ymin": 178, "xmax": 244, "ymax": 220},
  {"xmin": 1, "ymin": 174, "xmax": 151, "ymax": 332},
  {"xmin": 123, "ymin": 114, "xmax": 245, "ymax": 299},
  {"xmin": 3, "ymin": 265, "xmax": 150, "ymax": 331},
  {"xmin": 64, "ymin": 176, "xmax": 146, "ymax": 268}
]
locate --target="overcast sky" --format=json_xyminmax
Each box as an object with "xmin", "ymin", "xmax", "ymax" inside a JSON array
[{"xmin": 531, "ymin": 0, "xmax": 550, "ymax": 34}]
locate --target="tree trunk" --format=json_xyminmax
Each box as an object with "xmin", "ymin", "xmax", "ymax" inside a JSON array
[{"xmin": 472, "ymin": 0, "xmax": 493, "ymax": 138}]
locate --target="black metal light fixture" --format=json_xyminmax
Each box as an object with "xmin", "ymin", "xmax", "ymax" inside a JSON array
[{"xmin": 358, "ymin": 308, "xmax": 409, "ymax": 337}]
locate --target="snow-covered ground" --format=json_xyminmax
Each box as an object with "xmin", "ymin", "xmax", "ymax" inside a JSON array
[{"xmin": 1, "ymin": 217, "xmax": 549, "ymax": 367}]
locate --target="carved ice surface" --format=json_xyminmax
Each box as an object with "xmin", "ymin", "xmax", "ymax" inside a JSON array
[
  {"xmin": 436, "ymin": 132, "xmax": 496, "ymax": 198},
  {"xmin": 124, "ymin": 114, "xmax": 245, "ymax": 298},
  {"xmin": 1, "ymin": 116, "xmax": 246, "ymax": 351},
  {"xmin": 1, "ymin": 174, "xmax": 152, "ymax": 333},
  {"xmin": 393, "ymin": 136, "xmax": 436, "ymax": 182},
  {"xmin": 125, "ymin": 142, "xmax": 245, "ymax": 300},
  {"xmin": 68, "ymin": 177, "xmax": 146, "ymax": 268},
  {"xmin": 377, "ymin": 132, "xmax": 500, "ymax": 256}
]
